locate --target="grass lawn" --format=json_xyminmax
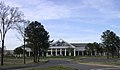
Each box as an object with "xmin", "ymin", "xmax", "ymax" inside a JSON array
[
  {"xmin": 73, "ymin": 56, "xmax": 120, "ymax": 66},
  {"xmin": 1, "ymin": 57, "xmax": 33, "ymax": 65},
  {"xmin": 0, "ymin": 56, "xmax": 48, "ymax": 68},
  {"xmin": 0, "ymin": 56, "xmax": 120, "ymax": 68},
  {"xmin": 27, "ymin": 66, "xmax": 77, "ymax": 70}
]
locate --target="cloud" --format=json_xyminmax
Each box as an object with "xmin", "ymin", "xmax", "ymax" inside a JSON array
[
  {"xmin": 82, "ymin": 0, "xmax": 120, "ymax": 18},
  {"xmin": 2, "ymin": 0, "xmax": 120, "ymax": 21},
  {"xmin": 2, "ymin": 0, "xmax": 71, "ymax": 20}
]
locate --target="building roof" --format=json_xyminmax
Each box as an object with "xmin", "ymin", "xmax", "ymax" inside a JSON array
[
  {"xmin": 50, "ymin": 39, "xmax": 75, "ymax": 48},
  {"xmin": 50, "ymin": 39, "xmax": 88, "ymax": 48},
  {"xmin": 71, "ymin": 43, "xmax": 87, "ymax": 47}
]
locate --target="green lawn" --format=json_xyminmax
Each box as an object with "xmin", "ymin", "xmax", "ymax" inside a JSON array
[
  {"xmin": 0, "ymin": 56, "xmax": 120, "ymax": 68},
  {"xmin": 73, "ymin": 56, "xmax": 120, "ymax": 66},
  {"xmin": 0, "ymin": 56, "xmax": 48, "ymax": 68},
  {"xmin": 1, "ymin": 57, "xmax": 33, "ymax": 65},
  {"xmin": 27, "ymin": 66, "xmax": 77, "ymax": 70}
]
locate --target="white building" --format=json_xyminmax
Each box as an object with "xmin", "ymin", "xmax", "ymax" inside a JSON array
[
  {"xmin": 20, "ymin": 39, "xmax": 87, "ymax": 57},
  {"xmin": 46, "ymin": 39, "xmax": 87, "ymax": 56}
]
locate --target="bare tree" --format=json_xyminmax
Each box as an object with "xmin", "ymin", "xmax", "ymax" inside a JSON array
[
  {"xmin": 0, "ymin": 2, "xmax": 24, "ymax": 65},
  {"xmin": 15, "ymin": 20, "xmax": 30, "ymax": 64}
]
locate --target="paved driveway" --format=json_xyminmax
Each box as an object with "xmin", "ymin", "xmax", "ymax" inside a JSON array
[
  {"xmin": 44, "ymin": 60, "xmax": 120, "ymax": 70},
  {"xmin": 1, "ymin": 59, "xmax": 120, "ymax": 70}
]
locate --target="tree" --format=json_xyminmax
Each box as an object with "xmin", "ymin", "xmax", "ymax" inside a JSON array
[
  {"xmin": 98, "ymin": 43, "xmax": 104, "ymax": 56},
  {"xmin": 101, "ymin": 30, "xmax": 118, "ymax": 58},
  {"xmin": 0, "ymin": 2, "xmax": 24, "ymax": 65},
  {"xmin": 86, "ymin": 42, "xmax": 103, "ymax": 56},
  {"xmin": 85, "ymin": 43, "xmax": 94, "ymax": 56},
  {"xmin": 25, "ymin": 21, "xmax": 50, "ymax": 62},
  {"xmin": 93, "ymin": 42, "xmax": 102, "ymax": 56},
  {"xmin": 15, "ymin": 20, "xmax": 30, "ymax": 64},
  {"xmin": 114, "ymin": 36, "xmax": 120, "ymax": 58},
  {"xmin": 14, "ymin": 46, "xmax": 26, "ymax": 57}
]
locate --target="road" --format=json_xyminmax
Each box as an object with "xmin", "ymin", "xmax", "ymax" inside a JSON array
[
  {"xmin": 0, "ymin": 59, "xmax": 120, "ymax": 70},
  {"xmin": 44, "ymin": 60, "xmax": 120, "ymax": 70}
]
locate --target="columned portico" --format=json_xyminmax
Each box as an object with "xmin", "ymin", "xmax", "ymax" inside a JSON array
[
  {"xmin": 46, "ymin": 39, "xmax": 86, "ymax": 56},
  {"xmin": 48, "ymin": 48, "xmax": 76, "ymax": 56}
]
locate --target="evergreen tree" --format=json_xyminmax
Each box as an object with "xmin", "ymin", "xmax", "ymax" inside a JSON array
[
  {"xmin": 85, "ymin": 43, "xmax": 94, "ymax": 56},
  {"xmin": 101, "ymin": 30, "xmax": 118, "ymax": 58},
  {"xmin": 25, "ymin": 21, "xmax": 50, "ymax": 62}
]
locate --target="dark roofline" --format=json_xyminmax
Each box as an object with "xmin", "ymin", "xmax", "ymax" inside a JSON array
[{"xmin": 70, "ymin": 43, "xmax": 88, "ymax": 45}]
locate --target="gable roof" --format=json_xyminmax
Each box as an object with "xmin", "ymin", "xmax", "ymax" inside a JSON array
[{"xmin": 51, "ymin": 39, "xmax": 75, "ymax": 48}]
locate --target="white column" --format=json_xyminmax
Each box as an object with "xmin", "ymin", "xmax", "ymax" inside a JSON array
[
  {"xmin": 82, "ymin": 51, "xmax": 84, "ymax": 56},
  {"xmin": 78, "ymin": 51, "xmax": 79, "ymax": 56},
  {"xmin": 95, "ymin": 51, "xmax": 97, "ymax": 56},
  {"xmin": 51, "ymin": 49, "xmax": 53, "ymax": 56},
  {"xmin": 56, "ymin": 49, "xmax": 57, "ymax": 56},
  {"xmin": 65, "ymin": 48, "xmax": 66, "ymax": 56},
  {"xmin": 29, "ymin": 51, "xmax": 30, "ymax": 56},
  {"xmin": 74, "ymin": 49, "xmax": 76, "ymax": 56},
  {"xmin": 103, "ymin": 52, "xmax": 106, "ymax": 56},
  {"xmin": 46, "ymin": 52, "xmax": 48, "ymax": 56},
  {"xmin": 91, "ymin": 52, "xmax": 92, "ymax": 56},
  {"xmin": 69, "ymin": 52, "xmax": 71, "ymax": 56},
  {"xmin": 60, "ymin": 49, "xmax": 62, "ymax": 55}
]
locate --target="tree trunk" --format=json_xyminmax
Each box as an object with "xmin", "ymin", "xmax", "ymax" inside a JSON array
[
  {"xmin": 101, "ymin": 52, "xmax": 103, "ymax": 56},
  {"xmin": 38, "ymin": 51, "xmax": 39, "ymax": 62},
  {"xmin": 33, "ymin": 48, "xmax": 36, "ymax": 62},
  {"xmin": 35, "ymin": 48, "xmax": 38, "ymax": 63},
  {"xmin": 112, "ymin": 52, "xmax": 114, "ymax": 58},
  {"xmin": 118, "ymin": 48, "xmax": 119, "ymax": 58},
  {"xmin": 38, "ymin": 48, "xmax": 40, "ymax": 62},
  {"xmin": 35, "ymin": 49, "xmax": 38, "ymax": 63},
  {"xmin": 107, "ymin": 52, "xmax": 109, "ymax": 59},
  {"xmin": 23, "ymin": 38, "xmax": 26, "ymax": 64},
  {"xmin": 1, "ymin": 39, "xmax": 4, "ymax": 65}
]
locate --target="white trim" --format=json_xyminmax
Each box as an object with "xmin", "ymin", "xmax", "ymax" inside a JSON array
[
  {"xmin": 51, "ymin": 39, "xmax": 76, "ymax": 49},
  {"xmin": 61, "ymin": 39, "xmax": 75, "ymax": 48}
]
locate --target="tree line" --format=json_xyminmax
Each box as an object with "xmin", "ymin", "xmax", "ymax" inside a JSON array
[{"xmin": 86, "ymin": 30, "xmax": 120, "ymax": 59}]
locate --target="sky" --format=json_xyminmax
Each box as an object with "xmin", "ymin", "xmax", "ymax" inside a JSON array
[{"xmin": 1, "ymin": 0, "xmax": 120, "ymax": 50}]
